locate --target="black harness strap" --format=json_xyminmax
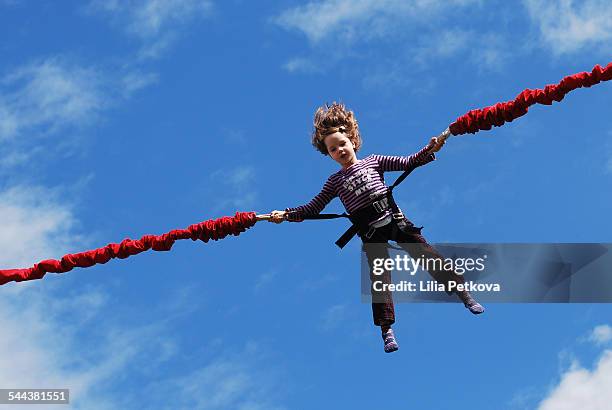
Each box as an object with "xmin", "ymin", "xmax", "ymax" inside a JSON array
[
  {"xmin": 335, "ymin": 224, "xmax": 361, "ymax": 248},
  {"xmin": 297, "ymin": 166, "xmax": 418, "ymax": 249},
  {"xmin": 300, "ymin": 213, "xmax": 349, "ymax": 220}
]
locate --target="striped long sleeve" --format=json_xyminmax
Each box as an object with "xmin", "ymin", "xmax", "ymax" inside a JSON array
[
  {"xmin": 374, "ymin": 145, "xmax": 435, "ymax": 172},
  {"xmin": 285, "ymin": 176, "xmax": 337, "ymax": 221}
]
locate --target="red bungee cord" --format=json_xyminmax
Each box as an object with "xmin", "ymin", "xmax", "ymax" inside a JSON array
[
  {"xmin": 448, "ymin": 62, "xmax": 612, "ymax": 135},
  {"xmin": 0, "ymin": 212, "xmax": 257, "ymax": 286},
  {"xmin": 1, "ymin": 62, "xmax": 611, "ymax": 287}
]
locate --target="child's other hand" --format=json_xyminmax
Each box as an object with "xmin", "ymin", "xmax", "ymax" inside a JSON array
[
  {"xmin": 428, "ymin": 136, "xmax": 445, "ymax": 153},
  {"xmin": 270, "ymin": 210, "xmax": 286, "ymax": 223}
]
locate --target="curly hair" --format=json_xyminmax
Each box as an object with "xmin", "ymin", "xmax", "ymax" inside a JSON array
[{"xmin": 311, "ymin": 102, "xmax": 362, "ymax": 155}]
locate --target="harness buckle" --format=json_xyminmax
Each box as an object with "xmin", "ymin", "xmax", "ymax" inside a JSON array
[
  {"xmin": 365, "ymin": 226, "xmax": 376, "ymax": 239},
  {"xmin": 372, "ymin": 197, "xmax": 389, "ymax": 213},
  {"xmin": 392, "ymin": 212, "xmax": 404, "ymax": 220}
]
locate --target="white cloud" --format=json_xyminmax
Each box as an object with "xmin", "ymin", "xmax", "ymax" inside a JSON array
[
  {"xmin": 412, "ymin": 29, "xmax": 472, "ymax": 65},
  {"xmin": 363, "ymin": 28, "xmax": 507, "ymax": 88},
  {"xmin": 589, "ymin": 325, "xmax": 612, "ymax": 345},
  {"xmin": 88, "ymin": 0, "xmax": 214, "ymax": 59},
  {"xmin": 0, "ymin": 279, "xmax": 203, "ymax": 409},
  {"xmin": 273, "ymin": 0, "xmax": 511, "ymax": 85},
  {"xmin": 273, "ymin": 0, "xmax": 480, "ymax": 45},
  {"xmin": 0, "ymin": 104, "xmax": 18, "ymax": 138},
  {"xmin": 226, "ymin": 166, "xmax": 255, "ymax": 187},
  {"xmin": 0, "ymin": 178, "xmax": 102, "ymax": 409},
  {"xmin": 0, "ymin": 287, "xmax": 118, "ymax": 409},
  {"xmin": 0, "ymin": 185, "xmax": 83, "ymax": 268},
  {"xmin": 0, "ymin": 58, "xmax": 157, "ymax": 171},
  {"xmin": 537, "ymin": 349, "xmax": 612, "ymax": 410},
  {"xmin": 1, "ymin": 270, "xmax": 284, "ymax": 410},
  {"xmin": 121, "ymin": 70, "xmax": 159, "ymax": 97},
  {"xmin": 0, "ymin": 183, "xmax": 284, "ymax": 408},
  {"xmin": 273, "ymin": 0, "xmax": 386, "ymax": 44},
  {"xmin": 127, "ymin": 0, "xmax": 213, "ymax": 39},
  {"xmin": 361, "ymin": 63, "xmax": 419, "ymax": 92},
  {"xmin": 523, "ymin": 0, "xmax": 612, "ymax": 55},
  {"xmin": 282, "ymin": 57, "xmax": 323, "ymax": 74},
  {"xmin": 0, "ymin": 149, "xmax": 31, "ymax": 169},
  {"xmin": 0, "ymin": 58, "xmax": 105, "ymax": 142},
  {"xmin": 149, "ymin": 342, "xmax": 286, "ymax": 410},
  {"xmin": 0, "ymin": 184, "xmax": 168, "ymax": 408},
  {"xmin": 471, "ymin": 33, "xmax": 510, "ymax": 72},
  {"xmin": 508, "ymin": 387, "xmax": 541, "ymax": 409}
]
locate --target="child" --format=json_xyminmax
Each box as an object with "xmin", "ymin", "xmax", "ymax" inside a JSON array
[{"xmin": 270, "ymin": 102, "xmax": 484, "ymax": 353}]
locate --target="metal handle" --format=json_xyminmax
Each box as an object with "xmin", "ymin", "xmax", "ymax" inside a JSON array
[
  {"xmin": 427, "ymin": 127, "xmax": 452, "ymax": 154},
  {"xmin": 438, "ymin": 127, "xmax": 451, "ymax": 142}
]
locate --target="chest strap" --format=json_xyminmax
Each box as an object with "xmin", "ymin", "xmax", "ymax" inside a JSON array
[
  {"xmin": 294, "ymin": 165, "xmax": 418, "ymax": 249},
  {"xmin": 335, "ymin": 190, "xmax": 401, "ymax": 248}
]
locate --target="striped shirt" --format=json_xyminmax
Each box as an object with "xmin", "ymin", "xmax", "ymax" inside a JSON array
[{"xmin": 285, "ymin": 145, "xmax": 435, "ymax": 223}]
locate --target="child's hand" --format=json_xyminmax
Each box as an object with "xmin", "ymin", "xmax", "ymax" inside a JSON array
[
  {"xmin": 270, "ymin": 210, "xmax": 287, "ymax": 223},
  {"xmin": 427, "ymin": 136, "xmax": 446, "ymax": 153}
]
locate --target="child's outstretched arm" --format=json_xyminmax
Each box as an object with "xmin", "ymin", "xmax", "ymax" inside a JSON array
[
  {"xmin": 269, "ymin": 176, "xmax": 337, "ymax": 224},
  {"xmin": 373, "ymin": 138, "xmax": 437, "ymax": 174}
]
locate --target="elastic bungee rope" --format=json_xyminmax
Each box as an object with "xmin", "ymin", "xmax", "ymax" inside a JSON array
[
  {"xmin": 449, "ymin": 62, "xmax": 612, "ymax": 135},
  {"xmin": 0, "ymin": 212, "xmax": 256, "ymax": 285}
]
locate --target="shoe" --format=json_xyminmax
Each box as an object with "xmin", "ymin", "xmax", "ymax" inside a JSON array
[
  {"xmin": 382, "ymin": 328, "xmax": 399, "ymax": 353},
  {"xmin": 464, "ymin": 299, "xmax": 485, "ymax": 315},
  {"xmin": 457, "ymin": 290, "xmax": 485, "ymax": 315}
]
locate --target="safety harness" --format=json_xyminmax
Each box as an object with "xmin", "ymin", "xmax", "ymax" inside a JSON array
[{"xmin": 290, "ymin": 165, "xmax": 418, "ymax": 249}]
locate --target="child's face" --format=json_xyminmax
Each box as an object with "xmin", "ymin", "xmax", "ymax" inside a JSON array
[{"xmin": 324, "ymin": 132, "xmax": 357, "ymax": 168}]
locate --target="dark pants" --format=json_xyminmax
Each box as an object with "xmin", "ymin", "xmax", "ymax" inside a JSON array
[{"xmin": 360, "ymin": 217, "xmax": 467, "ymax": 327}]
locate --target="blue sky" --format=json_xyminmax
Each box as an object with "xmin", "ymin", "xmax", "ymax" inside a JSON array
[{"xmin": 1, "ymin": 0, "xmax": 611, "ymax": 409}]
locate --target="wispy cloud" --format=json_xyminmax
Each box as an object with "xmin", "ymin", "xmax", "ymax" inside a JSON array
[
  {"xmin": 523, "ymin": 0, "xmax": 612, "ymax": 55},
  {"xmin": 401, "ymin": 29, "xmax": 508, "ymax": 74},
  {"xmin": 272, "ymin": 0, "xmax": 480, "ymax": 45},
  {"xmin": 282, "ymin": 57, "xmax": 323, "ymax": 74},
  {"xmin": 148, "ymin": 342, "xmax": 287, "ymax": 409},
  {"xmin": 88, "ymin": 0, "xmax": 214, "ymax": 59},
  {"xmin": 0, "ymin": 58, "xmax": 106, "ymax": 142},
  {"xmin": 0, "ymin": 185, "xmax": 84, "ymax": 268},
  {"xmin": 210, "ymin": 166, "xmax": 258, "ymax": 211},
  {"xmin": 273, "ymin": 0, "xmax": 386, "ymax": 44},
  {"xmin": 411, "ymin": 29, "xmax": 472, "ymax": 66},
  {"xmin": 0, "ymin": 287, "xmax": 119, "ymax": 409},
  {"xmin": 0, "ymin": 279, "xmax": 208, "ymax": 409},
  {"xmin": 0, "ymin": 57, "xmax": 157, "ymax": 171},
  {"xmin": 320, "ymin": 303, "xmax": 348, "ymax": 331},
  {"xmin": 272, "ymin": 0, "xmax": 511, "ymax": 87},
  {"xmin": 589, "ymin": 324, "xmax": 612, "ymax": 345},
  {"xmin": 508, "ymin": 387, "xmax": 541, "ymax": 410},
  {"xmin": 121, "ymin": 70, "xmax": 159, "ymax": 98}
]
